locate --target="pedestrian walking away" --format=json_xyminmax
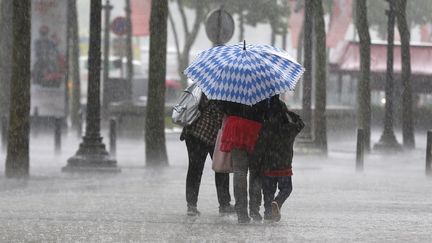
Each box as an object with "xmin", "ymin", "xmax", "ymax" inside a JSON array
[
  {"xmin": 252, "ymin": 96, "xmax": 304, "ymax": 222},
  {"xmin": 183, "ymin": 41, "xmax": 304, "ymax": 223},
  {"xmin": 219, "ymin": 100, "xmax": 267, "ymax": 223},
  {"xmin": 180, "ymin": 94, "xmax": 235, "ymax": 217}
]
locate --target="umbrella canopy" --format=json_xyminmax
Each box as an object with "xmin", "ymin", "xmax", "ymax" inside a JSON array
[{"xmin": 184, "ymin": 42, "xmax": 304, "ymax": 105}]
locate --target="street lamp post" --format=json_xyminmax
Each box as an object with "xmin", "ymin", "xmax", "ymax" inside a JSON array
[
  {"xmin": 125, "ymin": 0, "xmax": 133, "ymax": 101},
  {"xmin": 102, "ymin": 0, "xmax": 113, "ymax": 112},
  {"xmin": 64, "ymin": 0, "xmax": 119, "ymax": 172},
  {"xmin": 374, "ymin": 0, "xmax": 401, "ymax": 151}
]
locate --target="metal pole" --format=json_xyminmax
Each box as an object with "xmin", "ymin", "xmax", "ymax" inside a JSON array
[
  {"xmin": 356, "ymin": 128, "xmax": 364, "ymax": 171},
  {"xmin": 426, "ymin": 130, "xmax": 432, "ymax": 176},
  {"xmin": 102, "ymin": 0, "xmax": 113, "ymax": 110},
  {"xmin": 110, "ymin": 118, "xmax": 117, "ymax": 156},
  {"xmin": 32, "ymin": 107, "xmax": 40, "ymax": 137},
  {"xmin": 1, "ymin": 115, "xmax": 7, "ymax": 151},
  {"xmin": 64, "ymin": 0, "xmax": 119, "ymax": 172},
  {"xmin": 69, "ymin": 0, "xmax": 81, "ymax": 129},
  {"xmin": 54, "ymin": 117, "xmax": 62, "ymax": 154},
  {"xmin": 375, "ymin": 0, "xmax": 401, "ymax": 151},
  {"xmin": 77, "ymin": 109, "xmax": 83, "ymax": 138},
  {"xmin": 384, "ymin": 0, "xmax": 396, "ymax": 140},
  {"xmin": 125, "ymin": 0, "xmax": 133, "ymax": 101}
]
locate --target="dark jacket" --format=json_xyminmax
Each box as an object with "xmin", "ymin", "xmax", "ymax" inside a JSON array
[
  {"xmin": 251, "ymin": 99, "xmax": 304, "ymax": 172},
  {"xmin": 219, "ymin": 99, "xmax": 268, "ymax": 123}
]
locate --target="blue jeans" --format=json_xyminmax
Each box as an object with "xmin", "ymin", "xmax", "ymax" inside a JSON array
[{"xmin": 262, "ymin": 175, "xmax": 292, "ymax": 216}]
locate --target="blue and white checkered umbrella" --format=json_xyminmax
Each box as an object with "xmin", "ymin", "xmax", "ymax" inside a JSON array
[{"xmin": 184, "ymin": 42, "xmax": 304, "ymax": 105}]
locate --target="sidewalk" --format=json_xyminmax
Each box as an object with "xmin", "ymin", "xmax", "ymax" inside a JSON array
[{"xmin": 0, "ymin": 131, "xmax": 431, "ymax": 242}]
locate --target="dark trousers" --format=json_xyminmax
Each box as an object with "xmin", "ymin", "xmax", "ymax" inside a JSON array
[
  {"xmin": 249, "ymin": 167, "xmax": 262, "ymax": 213},
  {"xmin": 232, "ymin": 149, "xmax": 262, "ymax": 217},
  {"xmin": 262, "ymin": 176, "xmax": 292, "ymax": 216},
  {"xmin": 185, "ymin": 136, "xmax": 231, "ymax": 207}
]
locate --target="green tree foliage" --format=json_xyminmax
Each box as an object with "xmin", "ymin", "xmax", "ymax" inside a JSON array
[
  {"xmin": 168, "ymin": 0, "xmax": 209, "ymax": 87},
  {"xmin": 368, "ymin": 0, "xmax": 432, "ymax": 39},
  {"xmin": 146, "ymin": 0, "xmax": 169, "ymax": 166},
  {"xmin": 5, "ymin": 0, "xmax": 31, "ymax": 178},
  {"xmin": 168, "ymin": 0, "xmax": 292, "ymax": 86},
  {"xmin": 242, "ymin": 0, "xmax": 290, "ymax": 45},
  {"xmin": 222, "ymin": 0, "xmax": 255, "ymax": 42}
]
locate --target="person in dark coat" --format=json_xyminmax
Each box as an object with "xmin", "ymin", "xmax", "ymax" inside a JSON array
[
  {"xmin": 180, "ymin": 94, "xmax": 234, "ymax": 216},
  {"xmin": 252, "ymin": 97, "xmax": 304, "ymax": 222}
]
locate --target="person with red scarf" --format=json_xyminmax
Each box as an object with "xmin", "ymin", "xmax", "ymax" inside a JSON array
[{"xmin": 219, "ymin": 98, "xmax": 269, "ymax": 223}]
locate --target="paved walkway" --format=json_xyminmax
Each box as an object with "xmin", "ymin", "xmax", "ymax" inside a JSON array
[{"xmin": 0, "ymin": 130, "xmax": 431, "ymax": 242}]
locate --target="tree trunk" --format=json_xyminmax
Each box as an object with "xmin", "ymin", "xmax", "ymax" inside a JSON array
[
  {"xmin": 300, "ymin": 0, "xmax": 313, "ymax": 140},
  {"xmin": 312, "ymin": 0, "xmax": 327, "ymax": 153},
  {"xmin": 355, "ymin": 0, "xmax": 371, "ymax": 152},
  {"xmin": 0, "ymin": 0, "xmax": 13, "ymax": 115},
  {"xmin": 145, "ymin": 0, "xmax": 169, "ymax": 166},
  {"xmin": 396, "ymin": 0, "xmax": 414, "ymax": 149},
  {"xmin": 69, "ymin": 0, "xmax": 81, "ymax": 129},
  {"xmin": 5, "ymin": 0, "xmax": 31, "ymax": 178}
]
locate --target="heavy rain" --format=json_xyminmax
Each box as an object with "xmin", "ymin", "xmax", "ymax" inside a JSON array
[{"xmin": 0, "ymin": 0, "xmax": 431, "ymax": 242}]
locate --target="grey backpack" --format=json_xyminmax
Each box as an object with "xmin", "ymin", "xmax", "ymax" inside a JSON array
[{"xmin": 171, "ymin": 83, "xmax": 202, "ymax": 126}]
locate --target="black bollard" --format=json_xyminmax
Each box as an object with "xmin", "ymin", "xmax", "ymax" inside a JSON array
[
  {"xmin": 426, "ymin": 130, "xmax": 432, "ymax": 176},
  {"xmin": 77, "ymin": 110, "xmax": 83, "ymax": 138},
  {"xmin": 356, "ymin": 128, "xmax": 364, "ymax": 172},
  {"xmin": 54, "ymin": 117, "xmax": 62, "ymax": 154},
  {"xmin": 109, "ymin": 118, "xmax": 117, "ymax": 156},
  {"xmin": 1, "ymin": 116, "xmax": 7, "ymax": 151},
  {"xmin": 32, "ymin": 107, "xmax": 40, "ymax": 137}
]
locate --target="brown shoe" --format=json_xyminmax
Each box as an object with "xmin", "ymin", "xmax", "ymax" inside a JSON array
[{"xmin": 271, "ymin": 201, "xmax": 281, "ymax": 222}]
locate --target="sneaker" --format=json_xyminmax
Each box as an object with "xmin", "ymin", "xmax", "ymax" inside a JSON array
[
  {"xmin": 271, "ymin": 201, "xmax": 281, "ymax": 222},
  {"xmin": 219, "ymin": 204, "xmax": 235, "ymax": 215},
  {"xmin": 187, "ymin": 206, "xmax": 200, "ymax": 216},
  {"xmin": 250, "ymin": 209, "xmax": 263, "ymax": 221}
]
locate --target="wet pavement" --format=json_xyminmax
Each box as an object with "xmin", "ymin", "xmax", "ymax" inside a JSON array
[{"xmin": 0, "ymin": 129, "xmax": 431, "ymax": 242}]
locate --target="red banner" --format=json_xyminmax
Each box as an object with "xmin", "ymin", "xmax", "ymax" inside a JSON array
[
  {"xmin": 326, "ymin": 0, "xmax": 352, "ymax": 48},
  {"xmin": 131, "ymin": 0, "xmax": 151, "ymax": 36}
]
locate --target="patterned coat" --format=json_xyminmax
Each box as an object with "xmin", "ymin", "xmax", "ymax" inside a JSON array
[{"xmin": 180, "ymin": 95, "xmax": 224, "ymax": 146}]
